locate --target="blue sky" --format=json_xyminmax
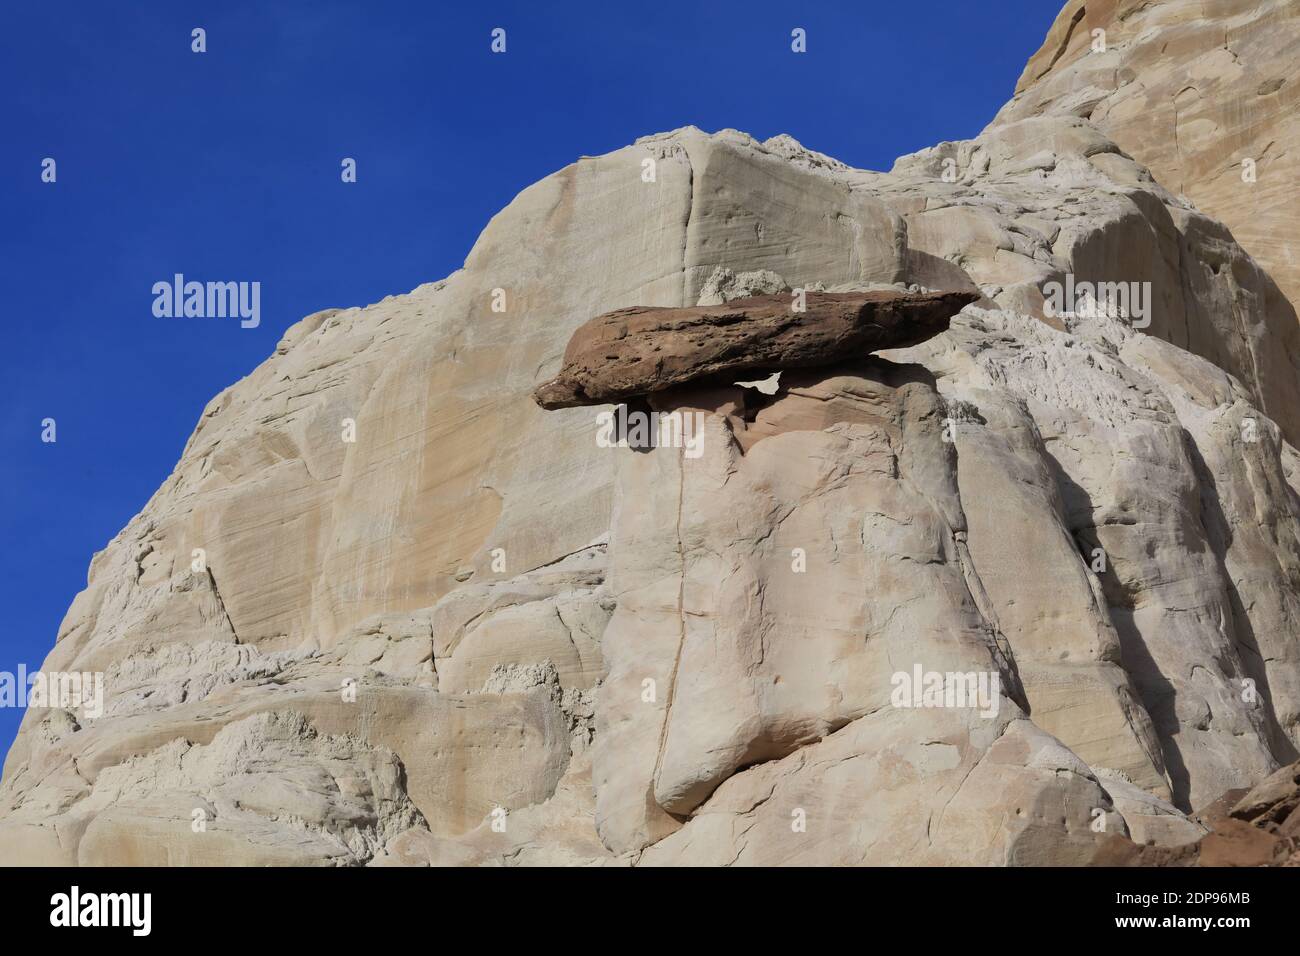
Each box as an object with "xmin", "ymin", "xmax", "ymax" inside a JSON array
[{"xmin": 0, "ymin": 0, "xmax": 1061, "ymax": 755}]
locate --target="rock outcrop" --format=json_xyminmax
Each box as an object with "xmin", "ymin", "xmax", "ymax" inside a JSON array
[
  {"xmin": 3, "ymin": 0, "xmax": 1299, "ymax": 866},
  {"xmin": 1097, "ymin": 759, "xmax": 1300, "ymax": 866},
  {"xmin": 999, "ymin": 0, "xmax": 1300, "ymax": 379},
  {"xmin": 533, "ymin": 290, "xmax": 977, "ymax": 408}
]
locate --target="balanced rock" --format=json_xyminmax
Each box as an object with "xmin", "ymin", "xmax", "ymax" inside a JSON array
[{"xmin": 532, "ymin": 290, "xmax": 977, "ymax": 409}]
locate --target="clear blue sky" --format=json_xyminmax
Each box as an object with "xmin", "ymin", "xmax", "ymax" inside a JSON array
[{"xmin": 0, "ymin": 0, "xmax": 1062, "ymax": 755}]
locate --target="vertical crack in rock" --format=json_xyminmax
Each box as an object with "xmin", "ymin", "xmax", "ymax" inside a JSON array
[
  {"xmin": 651, "ymin": 439, "xmax": 689, "ymax": 810},
  {"xmin": 206, "ymin": 567, "xmax": 240, "ymax": 645},
  {"xmin": 679, "ymin": 147, "xmax": 695, "ymax": 308}
]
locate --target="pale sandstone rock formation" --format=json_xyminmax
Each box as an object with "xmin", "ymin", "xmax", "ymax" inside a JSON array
[
  {"xmin": 3, "ymin": 0, "xmax": 1299, "ymax": 865},
  {"xmin": 999, "ymin": 0, "xmax": 1300, "ymax": 371}
]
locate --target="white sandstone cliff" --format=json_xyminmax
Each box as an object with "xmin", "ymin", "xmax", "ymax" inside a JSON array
[{"xmin": 2, "ymin": 0, "xmax": 1298, "ymax": 866}]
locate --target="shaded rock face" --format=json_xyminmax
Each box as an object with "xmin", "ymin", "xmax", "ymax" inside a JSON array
[
  {"xmin": 4, "ymin": 2, "xmax": 1300, "ymax": 867},
  {"xmin": 533, "ymin": 290, "xmax": 978, "ymax": 409}
]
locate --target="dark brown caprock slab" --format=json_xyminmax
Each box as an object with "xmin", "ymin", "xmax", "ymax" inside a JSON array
[{"xmin": 533, "ymin": 289, "xmax": 978, "ymax": 409}]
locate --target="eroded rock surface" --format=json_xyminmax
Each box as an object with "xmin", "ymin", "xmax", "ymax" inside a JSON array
[
  {"xmin": 1096, "ymin": 759, "xmax": 1300, "ymax": 866},
  {"xmin": 533, "ymin": 290, "xmax": 977, "ymax": 408},
  {"xmin": 1002, "ymin": 0, "xmax": 1300, "ymax": 344},
  {"xmin": 3, "ymin": 0, "xmax": 1300, "ymax": 866}
]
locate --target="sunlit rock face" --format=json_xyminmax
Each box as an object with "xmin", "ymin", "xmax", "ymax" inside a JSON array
[
  {"xmin": 997, "ymin": 0, "xmax": 1300, "ymax": 435},
  {"xmin": 3, "ymin": 0, "xmax": 1300, "ymax": 866}
]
